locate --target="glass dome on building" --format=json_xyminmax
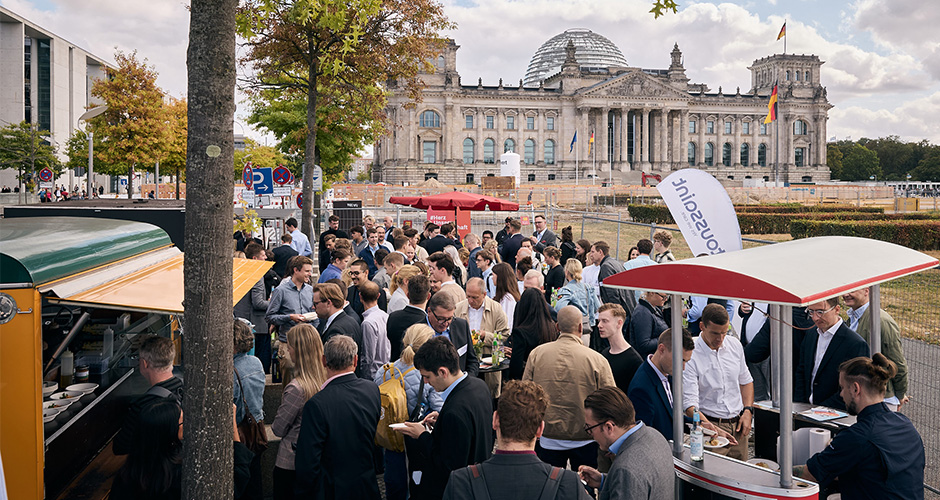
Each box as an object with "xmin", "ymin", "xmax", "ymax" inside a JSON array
[{"xmin": 523, "ymin": 28, "xmax": 628, "ymax": 86}]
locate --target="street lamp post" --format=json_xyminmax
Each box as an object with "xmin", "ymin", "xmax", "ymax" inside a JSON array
[{"xmin": 78, "ymin": 106, "xmax": 108, "ymax": 197}]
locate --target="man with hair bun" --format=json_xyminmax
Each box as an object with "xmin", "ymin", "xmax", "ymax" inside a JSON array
[
  {"xmin": 443, "ymin": 381, "xmax": 590, "ymax": 500},
  {"xmin": 795, "ymin": 353, "xmax": 925, "ymax": 500}
]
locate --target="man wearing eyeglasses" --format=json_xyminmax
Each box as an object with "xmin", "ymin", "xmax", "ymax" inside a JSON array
[
  {"xmin": 346, "ymin": 259, "xmax": 388, "ymax": 315},
  {"xmin": 426, "ymin": 292, "xmax": 479, "ymax": 377},
  {"xmin": 794, "ymin": 297, "xmax": 870, "ymax": 410}
]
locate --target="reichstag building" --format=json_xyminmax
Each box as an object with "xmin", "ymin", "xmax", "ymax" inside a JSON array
[{"xmin": 374, "ymin": 28, "xmax": 832, "ymax": 185}]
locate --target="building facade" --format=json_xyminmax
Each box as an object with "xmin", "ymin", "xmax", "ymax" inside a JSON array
[
  {"xmin": 375, "ymin": 29, "xmax": 832, "ymax": 185},
  {"xmin": 0, "ymin": 6, "xmax": 110, "ymax": 190}
]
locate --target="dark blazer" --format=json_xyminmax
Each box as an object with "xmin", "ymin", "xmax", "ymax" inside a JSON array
[
  {"xmin": 466, "ymin": 247, "xmax": 482, "ymax": 279},
  {"xmin": 387, "ymin": 305, "xmax": 427, "ymax": 361},
  {"xmin": 358, "ymin": 246, "xmax": 380, "ymax": 279},
  {"xmin": 629, "ymin": 299, "xmax": 669, "ymax": 359},
  {"xmin": 544, "ymin": 264, "xmax": 566, "ymax": 302},
  {"xmin": 795, "ymin": 322, "xmax": 870, "ymax": 410},
  {"xmin": 271, "ymin": 244, "xmax": 298, "ymax": 278},
  {"xmin": 531, "ymin": 229, "xmax": 558, "ymax": 253},
  {"xmin": 445, "ymin": 317, "xmax": 480, "ymax": 377},
  {"xmin": 744, "ymin": 307, "xmax": 813, "ymax": 370},
  {"xmin": 421, "ymin": 235, "xmax": 455, "ymax": 255},
  {"xmin": 598, "ymin": 255, "xmax": 636, "ymax": 317},
  {"xmin": 628, "ymin": 361, "xmax": 683, "ymax": 441},
  {"xmin": 443, "ymin": 453, "xmax": 590, "ymax": 500},
  {"xmin": 500, "ymin": 234, "xmax": 524, "ymax": 269},
  {"xmin": 407, "ymin": 376, "xmax": 493, "ymax": 500},
  {"xmin": 321, "ymin": 311, "xmax": 365, "ymax": 376},
  {"xmin": 234, "ymin": 277, "xmax": 268, "ymax": 335},
  {"xmin": 601, "ymin": 424, "xmax": 674, "ymax": 500},
  {"xmin": 295, "ymin": 373, "xmax": 381, "ymax": 500},
  {"xmin": 348, "ymin": 284, "xmax": 388, "ymax": 315},
  {"xmin": 318, "ymin": 228, "xmax": 349, "ymax": 252}
]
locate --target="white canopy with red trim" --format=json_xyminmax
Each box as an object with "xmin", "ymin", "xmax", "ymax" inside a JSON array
[{"xmin": 602, "ymin": 236, "xmax": 938, "ymax": 306}]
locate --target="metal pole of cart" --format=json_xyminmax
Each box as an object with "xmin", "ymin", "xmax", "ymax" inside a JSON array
[
  {"xmin": 671, "ymin": 294, "xmax": 685, "ymax": 500},
  {"xmin": 870, "ymin": 284, "xmax": 882, "ymax": 354},
  {"xmin": 770, "ymin": 303, "xmax": 781, "ymax": 408},
  {"xmin": 779, "ymin": 304, "xmax": 794, "ymax": 488}
]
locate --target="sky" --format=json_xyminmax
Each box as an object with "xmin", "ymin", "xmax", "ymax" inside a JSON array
[{"xmin": 5, "ymin": 0, "xmax": 940, "ymax": 145}]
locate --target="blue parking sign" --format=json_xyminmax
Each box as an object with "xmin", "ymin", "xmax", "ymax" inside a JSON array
[{"xmin": 253, "ymin": 167, "xmax": 273, "ymax": 195}]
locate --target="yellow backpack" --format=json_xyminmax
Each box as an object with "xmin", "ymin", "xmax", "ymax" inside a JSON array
[{"xmin": 375, "ymin": 363, "xmax": 416, "ymax": 452}]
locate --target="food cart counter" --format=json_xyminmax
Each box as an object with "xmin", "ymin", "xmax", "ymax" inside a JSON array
[
  {"xmin": 0, "ymin": 217, "xmax": 272, "ymax": 500},
  {"xmin": 674, "ymin": 447, "xmax": 817, "ymax": 499},
  {"xmin": 604, "ymin": 236, "xmax": 939, "ymax": 499}
]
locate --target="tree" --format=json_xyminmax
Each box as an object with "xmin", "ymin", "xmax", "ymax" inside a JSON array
[
  {"xmin": 911, "ymin": 147, "xmax": 940, "ymax": 182},
  {"xmin": 233, "ymin": 139, "xmax": 287, "ymax": 179},
  {"xmin": 183, "ymin": 0, "xmax": 237, "ymax": 498},
  {"xmin": 0, "ymin": 121, "xmax": 61, "ymax": 192},
  {"xmin": 864, "ymin": 136, "xmax": 912, "ymax": 181},
  {"xmin": 238, "ymin": 0, "xmax": 452, "ymax": 241},
  {"xmin": 827, "ymin": 143, "xmax": 844, "ymax": 180},
  {"xmin": 840, "ymin": 143, "xmax": 881, "ymax": 181},
  {"xmin": 89, "ymin": 50, "xmax": 170, "ymax": 198},
  {"xmin": 159, "ymin": 97, "xmax": 188, "ymax": 199}
]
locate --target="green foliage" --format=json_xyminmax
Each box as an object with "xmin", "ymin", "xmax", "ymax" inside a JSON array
[
  {"xmin": 736, "ymin": 204, "xmax": 884, "ymax": 214},
  {"xmin": 827, "ymin": 144, "xmax": 843, "ymax": 179},
  {"xmin": 840, "ymin": 143, "xmax": 881, "ymax": 181},
  {"xmin": 739, "ymin": 212, "xmax": 940, "ymax": 234},
  {"xmin": 627, "ymin": 203, "xmax": 889, "ymax": 227},
  {"xmin": 627, "ymin": 204, "xmax": 674, "ymax": 224},
  {"xmin": 0, "ymin": 121, "xmax": 62, "ymax": 190},
  {"xmin": 911, "ymin": 148, "xmax": 940, "ymax": 182},
  {"xmin": 234, "ymin": 139, "xmax": 288, "ymax": 180},
  {"xmin": 790, "ymin": 220, "xmax": 940, "ymax": 250},
  {"xmin": 649, "ymin": 0, "xmax": 679, "ymax": 18}
]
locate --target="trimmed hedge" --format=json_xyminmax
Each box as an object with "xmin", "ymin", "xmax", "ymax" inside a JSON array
[
  {"xmin": 736, "ymin": 204, "xmax": 884, "ymax": 214},
  {"xmin": 790, "ymin": 220, "xmax": 940, "ymax": 250},
  {"xmin": 627, "ymin": 204, "xmax": 675, "ymax": 224},
  {"xmin": 739, "ymin": 212, "xmax": 940, "ymax": 234}
]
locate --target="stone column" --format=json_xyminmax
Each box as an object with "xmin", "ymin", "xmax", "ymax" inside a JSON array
[
  {"xmin": 751, "ymin": 116, "xmax": 760, "ymax": 166},
  {"xmin": 641, "ymin": 108, "xmax": 650, "ymax": 169},
  {"xmin": 733, "ymin": 115, "xmax": 742, "ymax": 167},
  {"xmin": 621, "ymin": 108, "xmax": 630, "ymax": 171},
  {"xmin": 659, "ymin": 109, "xmax": 669, "ymax": 170},
  {"xmin": 536, "ymin": 110, "xmax": 545, "ymax": 167},
  {"xmin": 579, "ymin": 107, "xmax": 590, "ymax": 179},
  {"xmin": 680, "ymin": 110, "xmax": 689, "ymax": 168},
  {"xmin": 716, "ymin": 115, "xmax": 725, "ymax": 168},
  {"xmin": 408, "ymin": 107, "xmax": 416, "ymax": 162},
  {"xmin": 476, "ymin": 108, "xmax": 484, "ymax": 166},
  {"xmin": 598, "ymin": 107, "xmax": 609, "ymax": 173},
  {"xmin": 445, "ymin": 103, "xmax": 455, "ymax": 164},
  {"xmin": 697, "ymin": 113, "xmax": 705, "ymax": 166}
]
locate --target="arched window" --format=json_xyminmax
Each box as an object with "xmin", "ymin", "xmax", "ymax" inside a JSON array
[
  {"xmin": 419, "ymin": 110, "xmax": 440, "ymax": 128},
  {"xmin": 437, "ymin": 55, "xmax": 445, "ymax": 69},
  {"xmin": 688, "ymin": 142, "xmax": 696, "ymax": 165},
  {"xmin": 758, "ymin": 143, "xmax": 767, "ymax": 167},
  {"xmin": 504, "ymin": 138, "xmax": 515, "ymax": 153},
  {"xmin": 786, "ymin": 70, "xmax": 791, "ymax": 81},
  {"xmin": 722, "ymin": 143, "xmax": 732, "ymax": 166},
  {"xmin": 463, "ymin": 138, "xmax": 474, "ymax": 165},
  {"xmin": 793, "ymin": 120, "xmax": 807, "ymax": 135},
  {"xmin": 805, "ymin": 71, "xmax": 811, "ymax": 82},
  {"xmin": 740, "ymin": 143, "xmax": 750, "ymax": 166},
  {"xmin": 796, "ymin": 71, "xmax": 801, "ymax": 81},
  {"xmin": 704, "ymin": 142, "xmax": 714, "ymax": 166},
  {"xmin": 524, "ymin": 139, "xmax": 536, "ymax": 164},
  {"xmin": 544, "ymin": 139, "xmax": 555, "ymax": 165},
  {"xmin": 483, "ymin": 139, "xmax": 495, "ymax": 164}
]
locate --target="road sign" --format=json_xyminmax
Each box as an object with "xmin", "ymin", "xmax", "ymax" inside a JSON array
[
  {"xmin": 242, "ymin": 163, "xmax": 253, "ymax": 189},
  {"xmin": 253, "ymin": 167, "xmax": 273, "ymax": 195},
  {"xmin": 296, "ymin": 193, "xmax": 303, "ymax": 209},
  {"xmin": 39, "ymin": 182, "xmax": 53, "ymax": 189},
  {"xmin": 39, "ymin": 168, "xmax": 54, "ymax": 182},
  {"xmin": 311, "ymin": 165, "xmax": 323, "ymax": 191},
  {"xmin": 273, "ymin": 186, "xmax": 292, "ymax": 196},
  {"xmin": 273, "ymin": 166, "xmax": 293, "ymax": 186}
]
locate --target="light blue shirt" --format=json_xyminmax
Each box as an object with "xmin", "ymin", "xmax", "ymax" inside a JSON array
[
  {"xmin": 440, "ymin": 373, "xmax": 468, "ymax": 403},
  {"xmin": 290, "ymin": 228, "xmax": 312, "ymax": 257},
  {"xmin": 848, "ymin": 302, "xmax": 869, "ymax": 331},
  {"xmin": 622, "ymin": 254, "xmax": 657, "ymax": 301},
  {"xmin": 428, "ymin": 316, "xmax": 451, "ymax": 341}
]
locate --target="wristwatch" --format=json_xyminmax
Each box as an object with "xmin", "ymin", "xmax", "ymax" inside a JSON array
[{"xmin": 742, "ymin": 406, "xmax": 755, "ymax": 413}]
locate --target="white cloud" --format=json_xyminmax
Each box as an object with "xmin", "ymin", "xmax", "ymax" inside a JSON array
[{"xmin": 830, "ymin": 91, "xmax": 940, "ymax": 142}]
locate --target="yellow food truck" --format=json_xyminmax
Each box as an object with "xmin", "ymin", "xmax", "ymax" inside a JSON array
[{"xmin": 0, "ymin": 217, "xmax": 271, "ymax": 499}]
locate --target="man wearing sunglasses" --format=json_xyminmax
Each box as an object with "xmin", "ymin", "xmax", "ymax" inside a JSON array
[
  {"xmin": 427, "ymin": 292, "xmax": 479, "ymax": 377},
  {"xmin": 794, "ymin": 297, "xmax": 870, "ymax": 410}
]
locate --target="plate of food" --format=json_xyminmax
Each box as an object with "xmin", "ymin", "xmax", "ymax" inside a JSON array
[
  {"xmin": 49, "ymin": 390, "xmax": 84, "ymax": 401},
  {"xmin": 43, "ymin": 409, "xmax": 60, "ymax": 423},
  {"xmin": 480, "ymin": 356, "xmax": 493, "ymax": 365},
  {"xmin": 43, "ymin": 381, "xmax": 58, "ymax": 397},
  {"xmin": 388, "ymin": 423, "xmax": 409, "ymax": 430},
  {"xmin": 43, "ymin": 400, "xmax": 73, "ymax": 410},
  {"xmin": 66, "ymin": 383, "xmax": 99, "ymax": 395},
  {"xmin": 746, "ymin": 458, "xmax": 780, "ymax": 471},
  {"xmin": 703, "ymin": 435, "xmax": 729, "ymax": 449}
]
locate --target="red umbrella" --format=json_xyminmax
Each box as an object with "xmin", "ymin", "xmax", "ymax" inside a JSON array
[{"xmin": 388, "ymin": 191, "xmax": 519, "ymax": 211}]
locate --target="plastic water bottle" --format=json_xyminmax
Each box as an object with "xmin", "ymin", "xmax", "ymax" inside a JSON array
[{"xmin": 690, "ymin": 407, "xmax": 704, "ymax": 462}]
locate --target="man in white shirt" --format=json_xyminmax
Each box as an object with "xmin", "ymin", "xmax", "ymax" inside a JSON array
[
  {"xmin": 376, "ymin": 225, "xmax": 394, "ymax": 252},
  {"xmin": 621, "ymin": 239, "xmax": 657, "ymax": 302},
  {"xmin": 359, "ymin": 281, "xmax": 390, "ymax": 379},
  {"xmin": 682, "ymin": 304, "xmax": 753, "ymax": 460}
]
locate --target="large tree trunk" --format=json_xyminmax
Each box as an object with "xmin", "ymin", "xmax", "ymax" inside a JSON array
[
  {"xmin": 301, "ymin": 38, "xmax": 318, "ymax": 245},
  {"xmin": 128, "ymin": 163, "xmax": 135, "ymax": 199},
  {"xmin": 183, "ymin": 0, "xmax": 237, "ymax": 498}
]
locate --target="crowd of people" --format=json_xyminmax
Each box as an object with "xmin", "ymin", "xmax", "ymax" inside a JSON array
[{"xmin": 112, "ymin": 211, "xmax": 925, "ymax": 500}]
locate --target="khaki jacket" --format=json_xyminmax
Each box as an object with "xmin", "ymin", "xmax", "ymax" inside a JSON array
[
  {"xmin": 523, "ymin": 334, "xmax": 615, "ymax": 440},
  {"xmin": 455, "ymin": 297, "xmax": 509, "ymax": 339},
  {"xmin": 854, "ymin": 306, "xmax": 909, "ymax": 399},
  {"xmin": 438, "ymin": 282, "xmax": 466, "ymax": 308}
]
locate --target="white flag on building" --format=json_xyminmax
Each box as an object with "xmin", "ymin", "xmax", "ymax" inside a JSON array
[{"xmin": 657, "ymin": 169, "xmax": 742, "ymax": 256}]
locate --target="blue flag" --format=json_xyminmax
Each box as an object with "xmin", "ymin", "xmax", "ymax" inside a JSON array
[{"xmin": 569, "ymin": 131, "xmax": 577, "ymax": 153}]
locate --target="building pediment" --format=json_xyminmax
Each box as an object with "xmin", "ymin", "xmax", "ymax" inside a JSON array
[{"xmin": 579, "ymin": 70, "xmax": 689, "ymax": 100}]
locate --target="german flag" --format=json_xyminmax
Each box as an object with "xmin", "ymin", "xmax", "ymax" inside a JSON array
[
  {"xmin": 764, "ymin": 84, "xmax": 778, "ymax": 124},
  {"xmin": 588, "ymin": 131, "xmax": 595, "ymax": 155},
  {"xmin": 777, "ymin": 22, "xmax": 786, "ymax": 40}
]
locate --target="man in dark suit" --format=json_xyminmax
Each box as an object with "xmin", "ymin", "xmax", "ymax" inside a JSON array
[
  {"xmin": 530, "ymin": 214, "xmax": 558, "ymax": 253},
  {"xmin": 314, "ymin": 282, "xmax": 366, "ymax": 377},
  {"xmin": 386, "ymin": 276, "xmax": 430, "ymax": 361},
  {"xmin": 592, "ymin": 241, "xmax": 636, "ymax": 318},
  {"xmin": 795, "ymin": 298, "xmax": 870, "ymax": 410},
  {"xmin": 395, "ymin": 337, "xmax": 493, "ymax": 500},
  {"xmin": 499, "ymin": 219, "xmax": 524, "ymax": 268},
  {"xmin": 295, "ymin": 335, "xmax": 381, "ymax": 499},
  {"xmin": 422, "ymin": 223, "xmax": 459, "ymax": 255},
  {"xmin": 323, "ymin": 278, "xmax": 362, "ymax": 325},
  {"xmin": 628, "ymin": 328, "xmax": 694, "ymax": 441},
  {"xmin": 426, "ymin": 292, "xmax": 480, "ymax": 377},
  {"xmin": 442, "ymin": 380, "xmax": 590, "ymax": 500},
  {"xmin": 744, "ymin": 306, "xmax": 814, "ymax": 387},
  {"xmin": 346, "ymin": 260, "xmax": 387, "ymax": 314},
  {"xmin": 270, "ymin": 233, "xmax": 298, "ymax": 278}
]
